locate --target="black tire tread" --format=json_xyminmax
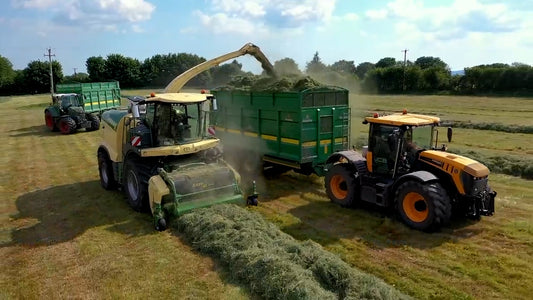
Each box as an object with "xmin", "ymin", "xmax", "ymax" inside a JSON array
[{"xmin": 98, "ymin": 150, "xmax": 117, "ymax": 190}]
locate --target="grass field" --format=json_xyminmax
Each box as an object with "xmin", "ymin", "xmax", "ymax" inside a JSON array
[{"xmin": 1, "ymin": 92, "xmax": 532, "ymax": 299}]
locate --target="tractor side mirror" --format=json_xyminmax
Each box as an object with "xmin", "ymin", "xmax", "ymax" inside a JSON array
[{"xmin": 447, "ymin": 127, "xmax": 453, "ymax": 143}]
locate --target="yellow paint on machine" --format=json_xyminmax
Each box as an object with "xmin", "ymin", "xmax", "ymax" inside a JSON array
[
  {"xmin": 244, "ymin": 131, "xmax": 258, "ymax": 137},
  {"xmin": 280, "ymin": 138, "xmax": 299, "ymax": 145},
  {"xmin": 261, "ymin": 134, "xmax": 277, "ymax": 141}
]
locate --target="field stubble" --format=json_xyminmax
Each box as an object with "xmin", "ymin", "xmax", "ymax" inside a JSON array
[{"xmin": 1, "ymin": 92, "xmax": 532, "ymax": 299}]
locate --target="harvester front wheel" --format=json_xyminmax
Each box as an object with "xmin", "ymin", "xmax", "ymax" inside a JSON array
[
  {"xmin": 86, "ymin": 113, "xmax": 100, "ymax": 131},
  {"xmin": 124, "ymin": 158, "xmax": 151, "ymax": 212},
  {"xmin": 98, "ymin": 151, "xmax": 117, "ymax": 190},
  {"xmin": 44, "ymin": 110, "xmax": 57, "ymax": 131},
  {"xmin": 58, "ymin": 117, "xmax": 76, "ymax": 134},
  {"xmin": 325, "ymin": 164, "xmax": 359, "ymax": 207},
  {"xmin": 395, "ymin": 181, "xmax": 451, "ymax": 231}
]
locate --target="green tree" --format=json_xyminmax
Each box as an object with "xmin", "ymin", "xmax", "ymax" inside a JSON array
[
  {"xmin": 355, "ymin": 62, "xmax": 375, "ymax": 79},
  {"xmin": 330, "ymin": 60, "xmax": 356, "ymax": 75},
  {"xmin": 0, "ymin": 55, "xmax": 15, "ymax": 89},
  {"xmin": 104, "ymin": 54, "xmax": 142, "ymax": 88},
  {"xmin": 305, "ymin": 52, "xmax": 327, "ymax": 74},
  {"xmin": 141, "ymin": 53, "xmax": 207, "ymax": 87},
  {"xmin": 86, "ymin": 56, "xmax": 106, "ymax": 82},
  {"xmin": 63, "ymin": 72, "xmax": 90, "ymax": 83},
  {"xmin": 414, "ymin": 56, "xmax": 449, "ymax": 70},
  {"xmin": 375, "ymin": 57, "xmax": 396, "ymax": 68},
  {"xmin": 273, "ymin": 58, "xmax": 301, "ymax": 76},
  {"xmin": 22, "ymin": 60, "xmax": 63, "ymax": 94}
]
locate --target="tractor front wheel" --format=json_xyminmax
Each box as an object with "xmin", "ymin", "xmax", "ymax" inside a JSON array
[
  {"xmin": 124, "ymin": 158, "xmax": 152, "ymax": 212},
  {"xmin": 395, "ymin": 181, "xmax": 451, "ymax": 231},
  {"xmin": 98, "ymin": 151, "xmax": 117, "ymax": 190},
  {"xmin": 325, "ymin": 164, "xmax": 359, "ymax": 207},
  {"xmin": 44, "ymin": 110, "xmax": 57, "ymax": 131},
  {"xmin": 86, "ymin": 113, "xmax": 100, "ymax": 131},
  {"xmin": 58, "ymin": 117, "xmax": 77, "ymax": 134}
]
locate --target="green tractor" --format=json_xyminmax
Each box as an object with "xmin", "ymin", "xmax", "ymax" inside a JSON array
[{"xmin": 44, "ymin": 82, "xmax": 121, "ymax": 134}]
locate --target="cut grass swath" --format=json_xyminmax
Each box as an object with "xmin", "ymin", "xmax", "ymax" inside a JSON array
[{"xmin": 175, "ymin": 204, "xmax": 409, "ymax": 300}]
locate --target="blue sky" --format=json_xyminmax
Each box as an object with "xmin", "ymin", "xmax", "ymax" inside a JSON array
[{"xmin": 1, "ymin": 0, "xmax": 532, "ymax": 75}]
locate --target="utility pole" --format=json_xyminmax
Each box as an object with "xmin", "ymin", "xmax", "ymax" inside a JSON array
[
  {"xmin": 44, "ymin": 47, "xmax": 55, "ymax": 94},
  {"xmin": 401, "ymin": 49, "xmax": 408, "ymax": 91}
]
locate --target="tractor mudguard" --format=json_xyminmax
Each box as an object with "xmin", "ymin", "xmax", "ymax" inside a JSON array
[
  {"xmin": 393, "ymin": 170, "xmax": 438, "ymax": 191},
  {"xmin": 326, "ymin": 150, "xmax": 365, "ymax": 171},
  {"xmin": 45, "ymin": 105, "xmax": 61, "ymax": 117}
]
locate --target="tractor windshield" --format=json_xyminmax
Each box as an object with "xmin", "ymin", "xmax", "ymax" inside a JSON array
[{"xmin": 404, "ymin": 125, "xmax": 433, "ymax": 151}]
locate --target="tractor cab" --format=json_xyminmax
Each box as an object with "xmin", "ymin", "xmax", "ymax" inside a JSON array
[
  {"xmin": 52, "ymin": 93, "xmax": 83, "ymax": 113},
  {"xmin": 364, "ymin": 111, "xmax": 442, "ymax": 178}
]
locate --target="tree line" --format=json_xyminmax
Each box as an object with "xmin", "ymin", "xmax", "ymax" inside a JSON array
[{"xmin": 0, "ymin": 51, "xmax": 531, "ymax": 95}]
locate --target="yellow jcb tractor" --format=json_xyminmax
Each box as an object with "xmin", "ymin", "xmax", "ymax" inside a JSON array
[
  {"xmin": 97, "ymin": 43, "xmax": 273, "ymax": 230},
  {"xmin": 325, "ymin": 111, "xmax": 496, "ymax": 231}
]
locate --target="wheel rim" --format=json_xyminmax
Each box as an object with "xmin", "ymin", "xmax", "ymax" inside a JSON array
[
  {"xmin": 45, "ymin": 112, "xmax": 54, "ymax": 129},
  {"xmin": 100, "ymin": 161, "xmax": 109, "ymax": 184},
  {"xmin": 127, "ymin": 170, "xmax": 139, "ymax": 201},
  {"xmin": 60, "ymin": 120, "xmax": 69, "ymax": 133},
  {"xmin": 403, "ymin": 192, "xmax": 428, "ymax": 223},
  {"xmin": 330, "ymin": 174, "xmax": 348, "ymax": 200}
]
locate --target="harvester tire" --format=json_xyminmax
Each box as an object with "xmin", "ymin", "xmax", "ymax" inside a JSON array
[
  {"xmin": 395, "ymin": 180, "xmax": 451, "ymax": 232},
  {"xmin": 325, "ymin": 164, "xmax": 359, "ymax": 208},
  {"xmin": 44, "ymin": 110, "xmax": 57, "ymax": 131},
  {"xmin": 98, "ymin": 151, "xmax": 117, "ymax": 190},
  {"xmin": 86, "ymin": 113, "xmax": 100, "ymax": 131},
  {"xmin": 124, "ymin": 158, "xmax": 151, "ymax": 212},
  {"xmin": 58, "ymin": 117, "xmax": 76, "ymax": 134}
]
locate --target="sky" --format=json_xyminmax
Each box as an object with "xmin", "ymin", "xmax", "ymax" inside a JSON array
[{"xmin": 1, "ymin": 0, "xmax": 532, "ymax": 75}]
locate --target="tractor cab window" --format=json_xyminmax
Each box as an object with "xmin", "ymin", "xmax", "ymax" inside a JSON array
[
  {"xmin": 409, "ymin": 125, "xmax": 433, "ymax": 150},
  {"xmin": 60, "ymin": 95, "xmax": 79, "ymax": 110},
  {"xmin": 370, "ymin": 124, "xmax": 400, "ymax": 175}
]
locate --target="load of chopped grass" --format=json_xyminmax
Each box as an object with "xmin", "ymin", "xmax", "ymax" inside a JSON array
[
  {"xmin": 216, "ymin": 75, "xmax": 326, "ymax": 92},
  {"xmin": 174, "ymin": 204, "xmax": 409, "ymax": 300}
]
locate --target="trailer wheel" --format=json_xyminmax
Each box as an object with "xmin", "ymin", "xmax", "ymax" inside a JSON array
[
  {"xmin": 58, "ymin": 117, "xmax": 76, "ymax": 134},
  {"xmin": 98, "ymin": 151, "xmax": 117, "ymax": 190},
  {"xmin": 86, "ymin": 113, "xmax": 100, "ymax": 131},
  {"xmin": 325, "ymin": 164, "xmax": 358, "ymax": 207},
  {"xmin": 124, "ymin": 158, "xmax": 151, "ymax": 212},
  {"xmin": 395, "ymin": 181, "xmax": 451, "ymax": 231},
  {"xmin": 44, "ymin": 110, "xmax": 57, "ymax": 131}
]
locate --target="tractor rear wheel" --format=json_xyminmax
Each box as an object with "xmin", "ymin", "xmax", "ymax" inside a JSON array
[
  {"xmin": 98, "ymin": 151, "xmax": 117, "ymax": 190},
  {"xmin": 58, "ymin": 117, "xmax": 76, "ymax": 134},
  {"xmin": 124, "ymin": 158, "xmax": 152, "ymax": 212},
  {"xmin": 44, "ymin": 110, "xmax": 57, "ymax": 131},
  {"xmin": 86, "ymin": 113, "xmax": 100, "ymax": 131},
  {"xmin": 325, "ymin": 164, "xmax": 359, "ymax": 207},
  {"xmin": 395, "ymin": 181, "xmax": 451, "ymax": 231}
]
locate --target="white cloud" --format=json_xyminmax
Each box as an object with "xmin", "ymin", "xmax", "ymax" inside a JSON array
[
  {"xmin": 194, "ymin": 0, "xmax": 337, "ymax": 35},
  {"xmin": 11, "ymin": 0, "xmax": 155, "ymax": 32}
]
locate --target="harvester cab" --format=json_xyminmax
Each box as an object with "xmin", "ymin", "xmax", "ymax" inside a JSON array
[{"xmin": 325, "ymin": 110, "xmax": 496, "ymax": 231}]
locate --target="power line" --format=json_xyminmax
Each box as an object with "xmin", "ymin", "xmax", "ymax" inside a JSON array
[{"xmin": 44, "ymin": 47, "xmax": 55, "ymax": 94}]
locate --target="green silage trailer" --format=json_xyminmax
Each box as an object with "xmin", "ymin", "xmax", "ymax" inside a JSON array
[
  {"xmin": 45, "ymin": 82, "xmax": 121, "ymax": 134},
  {"xmin": 211, "ymin": 86, "xmax": 350, "ymax": 176}
]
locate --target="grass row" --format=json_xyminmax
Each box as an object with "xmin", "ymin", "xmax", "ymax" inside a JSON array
[
  {"xmin": 446, "ymin": 121, "xmax": 533, "ymax": 134},
  {"xmin": 175, "ymin": 204, "xmax": 409, "ymax": 300}
]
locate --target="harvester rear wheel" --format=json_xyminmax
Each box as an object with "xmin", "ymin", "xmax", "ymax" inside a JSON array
[
  {"xmin": 58, "ymin": 117, "xmax": 76, "ymax": 134},
  {"xmin": 98, "ymin": 151, "xmax": 117, "ymax": 190},
  {"xmin": 395, "ymin": 181, "xmax": 451, "ymax": 231},
  {"xmin": 325, "ymin": 164, "xmax": 358, "ymax": 207},
  {"xmin": 44, "ymin": 110, "xmax": 57, "ymax": 131},
  {"xmin": 86, "ymin": 113, "xmax": 100, "ymax": 131},
  {"xmin": 124, "ymin": 158, "xmax": 151, "ymax": 212}
]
